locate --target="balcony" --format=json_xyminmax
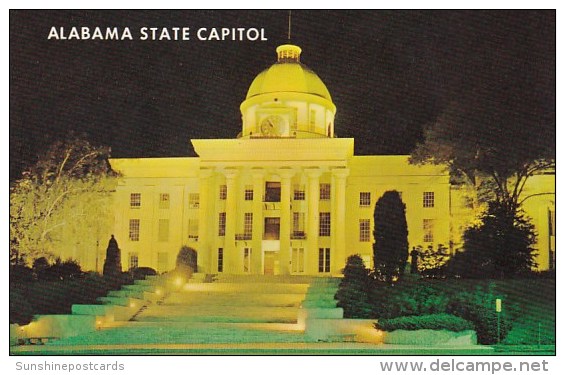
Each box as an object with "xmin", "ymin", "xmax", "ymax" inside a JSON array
[
  {"xmin": 235, "ymin": 233, "xmax": 252, "ymax": 241},
  {"xmin": 290, "ymin": 231, "xmax": 307, "ymax": 240}
]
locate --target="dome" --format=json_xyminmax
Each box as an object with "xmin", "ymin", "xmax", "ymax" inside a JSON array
[
  {"xmin": 239, "ymin": 44, "xmax": 336, "ymax": 139},
  {"xmin": 245, "ymin": 44, "xmax": 333, "ymax": 102}
]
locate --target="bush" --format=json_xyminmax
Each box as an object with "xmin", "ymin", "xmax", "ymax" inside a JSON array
[
  {"xmin": 446, "ymin": 286, "xmax": 512, "ymax": 344},
  {"xmin": 418, "ymin": 244, "xmax": 450, "ymax": 278},
  {"xmin": 176, "ymin": 246, "xmax": 198, "ymax": 277},
  {"xmin": 10, "ymin": 264, "xmax": 33, "ymax": 283},
  {"xmin": 130, "ymin": 267, "xmax": 157, "ymax": 280},
  {"xmin": 370, "ymin": 282, "xmax": 449, "ymax": 319},
  {"xmin": 375, "ymin": 313, "xmax": 473, "ymax": 332},
  {"xmin": 335, "ymin": 255, "xmax": 372, "ymax": 318},
  {"xmin": 9, "ymin": 289, "xmax": 34, "ymax": 325}
]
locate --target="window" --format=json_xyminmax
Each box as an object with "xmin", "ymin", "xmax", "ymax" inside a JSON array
[
  {"xmin": 244, "ymin": 186, "xmax": 254, "ymax": 201},
  {"xmin": 158, "ymin": 219, "xmax": 169, "ymax": 242},
  {"xmin": 318, "ymin": 248, "xmax": 330, "ymax": 273},
  {"xmin": 244, "ymin": 213, "xmax": 253, "ymax": 237},
  {"xmin": 130, "ymin": 193, "xmax": 141, "ymax": 208},
  {"xmin": 423, "ymin": 219, "xmax": 434, "ymax": 242},
  {"xmin": 359, "ymin": 219, "xmax": 371, "ymax": 242},
  {"xmin": 292, "ymin": 248, "xmax": 305, "ymax": 273},
  {"xmin": 264, "ymin": 217, "xmax": 280, "ymax": 240},
  {"xmin": 217, "ymin": 248, "xmax": 224, "ymax": 273},
  {"xmin": 128, "ymin": 252, "xmax": 139, "ymax": 270},
  {"xmin": 189, "ymin": 193, "xmax": 200, "ymax": 209},
  {"xmin": 265, "ymin": 182, "xmax": 281, "ymax": 202},
  {"xmin": 219, "ymin": 185, "xmax": 227, "ymax": 200},
  {"xmin": 293, "ymin": 185, "xmax": 305, "ymax": 200},
  {"xmin": 243, "ymin": 248, "xmax": 252, "ymax": 273},
  {"xmin": 319, "ymin": 212, "xmax": 331, "ymax": 236},
  {"xmin": 320, "ymin": 183, "xmax": 331, "ymax": 200},
  {"xmin": 218, "ymin": 212, "xmax": 226, "ymax": 236},
  {"xmin": 129, "ymin": 219, "xmax": 140, "ymax": 241},
  {"xmin": 423, "ymin": 192, "xmax": 435, "ymax": 208},
  {"xmin": 309, "ymin": 109, "xmax": 316, "ymax": 132},
  {"xmin": 159, "ymin": 193, "xmax": 170, "ymax": 209},
  {"xmin": 188, "ymin": 218, "xmax": 199, "ymax": 239},
  {"xmin": 292, "ymin": 212, "xmax": 306, "ymax": 238},
  {"xmin": 157, "ymin": 252, "xmax": 169, "ymax": 272},
  {"xmin": 359, "ymin": 192, "xmax": 371, "ymax": 207}
]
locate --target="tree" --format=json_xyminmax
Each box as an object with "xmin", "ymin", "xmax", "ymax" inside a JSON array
[
  {"xmin": 411, "ymin": 86, "xmax": 555, "ymax": 215},
  {"xmin": 9, "ymin": 135, "xmax": 116, "ymax": 267},
  {"xmin": 447, "ymin": 200, "xmax": 537, "ymax": 278},
  {"xmin": 102, "ymin": 235, "xmax": 122, "ymax": 279},
  {"xmin": 373, "ymin": 191, "xmax": 409, "ymax": 283},
  {"xmin": 335, "ymin": 255, "xmax": 372, "ymax": 318}
]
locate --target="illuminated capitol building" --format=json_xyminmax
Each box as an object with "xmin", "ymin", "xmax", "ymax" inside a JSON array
[{"xmin": 108, "ymin": 44, "xmax": 555, "ymax": 276}]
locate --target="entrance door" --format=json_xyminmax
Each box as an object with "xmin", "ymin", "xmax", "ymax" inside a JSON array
[{"xmin": 264, "ymin": 251, "xmax": 277, "ymax": 275}]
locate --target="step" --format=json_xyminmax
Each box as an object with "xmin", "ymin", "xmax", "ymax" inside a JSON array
[
  {"xmin": 212, "ymin": 275, "xmax": 317, "ymax": 284},
  {"xmin": 135, "ymin": 305, "xmax": 301, "ymax": 324},
  {"xmin": 107, "ymin": 289, "xmax": 145, "ymax": 299},
  {"xmin": 165, "ymin": 292, "xmax": 304, "ymax": 307},
  {"xmin": 181, "ymin": 283, "xmax": 309, "ymax": 294}
]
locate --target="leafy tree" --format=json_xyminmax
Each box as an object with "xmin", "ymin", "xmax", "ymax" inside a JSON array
[
  {"xmin": 10, "ymin": 135, "xmax": 116, "ymax": 267},
  {"xmin": 335, "ymin": 255, "xmax": 372, "ymax": 318},
  {"xmin": 373, "ymin": 191, "xmax": 409, "ymax": 283},
  {"xmin": 447, "ymin": 201, "xmax": 537, "ymax": 278},
  {"xmin": 418, "ymin": 244, "xmax": 450, "ymax": 278},
  {"xmin": 411, "ymin": 90, "xmax": 555, "ymax": 214}
]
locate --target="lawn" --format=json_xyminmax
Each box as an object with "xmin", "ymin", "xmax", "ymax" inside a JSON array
[{"xmin": 365, "ymin": 276, "xmax": 556, "ymax": 346}]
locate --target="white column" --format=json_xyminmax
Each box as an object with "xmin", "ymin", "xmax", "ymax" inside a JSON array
[
  {"xmin": 224, "ymin": 168, "xmax": 239, "ymax": 273},
  {"xmin": 305, "ymin": 168, "xmax": 322, "ymax": 274},
  {"xmin": 197, "ymin": 168, "xmax": 214, "ymax": 273},
  {"xmin": 332, "ymin": 167, "xmax": 349, "ymax": 275},
  {"xmin": 278, "ymin": 167, "xmax": 295, "ymax": 275},
  {"xmin": 251, "ymin": 169, "xmax": 264, "ymax": 274}
]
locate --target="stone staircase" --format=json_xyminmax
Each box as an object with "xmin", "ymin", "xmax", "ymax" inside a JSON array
[{"xmin": 47, "ymin": 274, "xmax": 343, "ymax": 346}]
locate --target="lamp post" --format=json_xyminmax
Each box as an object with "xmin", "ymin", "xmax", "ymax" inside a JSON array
[{"xmin": 496, "ymin": 298, "xmax": 502, "ymax": 344}]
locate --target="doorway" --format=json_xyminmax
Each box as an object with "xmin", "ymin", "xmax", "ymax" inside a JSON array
[{"xmin": 264, "ymin": 251, "xmax": 278, "ymax": 275}]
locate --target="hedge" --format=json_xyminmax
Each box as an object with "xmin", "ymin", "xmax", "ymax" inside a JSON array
[{"xmin": 375, "ymin": 313, "xmax": 474, "ymax": 332}]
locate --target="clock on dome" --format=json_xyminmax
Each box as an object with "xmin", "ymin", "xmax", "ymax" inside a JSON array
[{"xmin": 259, "ymin": 114, "xmax": 289, "ymax": 137}]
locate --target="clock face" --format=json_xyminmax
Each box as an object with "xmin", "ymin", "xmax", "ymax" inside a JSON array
[{"xmin": 260, "ymin": 115, "xmax": 285, "ymax": 136}]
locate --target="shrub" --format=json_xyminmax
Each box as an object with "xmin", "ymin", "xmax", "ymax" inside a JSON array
[
  {"xmin": 446, "ymin": 286, "xmax": 512, "ymax": 344},
  {"xmin": 9, "ymin": 289, "xmax": 34, "ymax": 325},
  {"xmin": 10, "ymin": 264, "xmax": 33, "ymax": 283},
  {"xmin": 130, "ymin": 266, "xmax": 157, "ymax": 280},
  {"xmin": 418, "ymin": 244, "xmax": 450, "ymax": 278},
  {"xmin": 370, "ymin": 282, "xmax": 449, "ymax": 319},
  {"xmin": 176, "ymin": 246, "xmax": 198, "ymax": 278},
  {"xmin": 375, "ymin": 313, "xmax": 473, "ymax": 332},
  {"xmin": 335, "ymin": 255, "xmax": 372, "ymax": 318}
]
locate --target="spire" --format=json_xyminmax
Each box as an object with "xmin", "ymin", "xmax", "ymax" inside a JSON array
[{"xmin": 288, "ymin": 10, "xmax": 292, "ymax": 41}]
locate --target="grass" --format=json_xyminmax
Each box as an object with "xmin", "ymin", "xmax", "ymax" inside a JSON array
[{"xmin": 367, "ymin": 276, "xmax": 556, "ymax": 346}]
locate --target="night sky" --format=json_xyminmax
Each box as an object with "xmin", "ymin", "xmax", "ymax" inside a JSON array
[{"xmin": 9, "ymin": 10, "xmax": 555, "ymax": 180}]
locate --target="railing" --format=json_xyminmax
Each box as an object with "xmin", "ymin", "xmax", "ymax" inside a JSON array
[
  {"xmin": 235, "ymin": 234, "xmax": 252, "ymax": 241},
  {"xmin": 291, "ymin": 231, "xmax": 307, "ymax": 240}
]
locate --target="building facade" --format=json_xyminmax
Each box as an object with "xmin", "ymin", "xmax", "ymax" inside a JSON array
[{"xmin": 108, "ymin": 44, "xmax": 555, "ymax": 275}]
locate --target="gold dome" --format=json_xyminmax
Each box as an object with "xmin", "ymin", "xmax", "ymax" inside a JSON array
[{"xmin": 245, "ymin": 44, "xmax": 333, "ymax": 102}]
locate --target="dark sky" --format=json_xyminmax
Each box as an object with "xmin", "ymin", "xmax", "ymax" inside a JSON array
[{"xmin": 9, "ymin": 10, "xmax": 555, "ymax": 180}]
